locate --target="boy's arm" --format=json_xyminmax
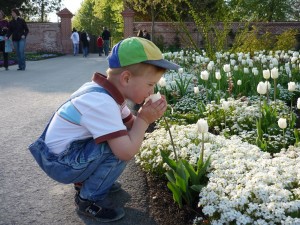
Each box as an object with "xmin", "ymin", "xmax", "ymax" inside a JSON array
[{"xmin": 107, "ymin": 97, "xmax": 167, "ymax": 161}]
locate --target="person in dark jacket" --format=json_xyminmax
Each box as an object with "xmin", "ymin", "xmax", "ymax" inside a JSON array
[
  {"xmin": 6, "ymin": 8, "xmax": 29, "ymax": 71},
  {"xmin": 80, "ymin": 30, "xmax": 89, "ymax": 57},
  {"xmin": 0, "ymin": 10, "xmax": 10, "ymax": 71},
  {"xmin": 101, "ymin": 27, "xmax": 111, "ymax": 56}
]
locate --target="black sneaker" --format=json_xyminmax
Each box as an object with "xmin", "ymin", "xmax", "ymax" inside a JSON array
[
  {"xmin": 74, "ymin": 181, "xmax": 122, "ymax": 194},
  {"xmin": 75, "ymin": 195, "xmax": 125, "ymax": 222}
]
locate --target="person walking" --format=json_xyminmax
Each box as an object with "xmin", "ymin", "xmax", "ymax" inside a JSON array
[
  {"xmin": 101, "ymin": 27, "xmax": 111, "ymax": 56},
  {"xmin": 6, "ymin": 8, "xmax": 29, "ymax": 71},
  {"xmin": 70, "ymin": 28, "xmax": 79, "ymax": 56},
  {"xmin": 0, "ymin": 10, "xmax": 9, "ymax": 71},
  {"xmin": 96, "ymin": 35, "xmax": 104, "ymax": 56},
  {"xmin": 80, "ymin": 30, "xmax": 89, "ymax": 58},
  {"xmin": 28, "ymin": 37, "xmax": 180, "ymax": 223}
]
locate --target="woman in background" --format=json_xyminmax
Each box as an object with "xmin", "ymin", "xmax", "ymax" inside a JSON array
[{"xmin": 0, "ymin": 10, "xmax": 9, "ymax": 71}]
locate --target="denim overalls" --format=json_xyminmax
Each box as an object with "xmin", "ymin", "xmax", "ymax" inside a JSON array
[{"xmin": 28, "ymin": 86, "xmax": 126, "ymax": 201}]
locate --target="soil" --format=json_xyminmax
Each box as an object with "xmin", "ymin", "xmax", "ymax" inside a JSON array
[{"xmin": 145, "ymin": 174, "xmax": 203, "ymax": 225}]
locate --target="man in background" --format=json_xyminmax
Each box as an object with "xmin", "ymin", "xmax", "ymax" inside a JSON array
[{"xmin": 101, "ymin": 27, "xmax": 111, "ymax": 56}]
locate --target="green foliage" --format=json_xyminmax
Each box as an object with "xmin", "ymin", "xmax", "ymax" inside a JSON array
[
  {"xmin": 232, "ymin": 27, "xmax": 299, "ymax": 54},
  {"xmin": 226, "ymin": 0, "xmax": 299, "ymax": 22},
  {"xmin": 1, "ymin": 0, "xmax": 27, "ymax": 16},
  {"xmin": 23, "ymin": 0, "xmax": 62, "ymax": 22},
  {"xmin": 161, "ymin": 150, "xmax": 210, "ymax": 208},
  {"xmin": 232, "ymin": 26, "xmax": 275, "ymax": 53},
  {"xmin": 73, "ymin": 0, "xmax": 123, "ymax": 44},
  {"xmin": 275, "ymin": 29, "xmax": 298, "ymax": 51}
]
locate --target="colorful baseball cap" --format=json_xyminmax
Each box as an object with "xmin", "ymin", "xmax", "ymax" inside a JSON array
[{"xmin": 107, "ymin": 37, "xmax": 180, "ymax": 70}]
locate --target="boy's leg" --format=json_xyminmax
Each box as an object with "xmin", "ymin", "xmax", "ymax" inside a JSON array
[
  {"xmin": 78, "ymin": 144, "xmax": 126, "ymax": 201},
  {"xmin": 72, "ymin": 140, "xmax": 126, "ymax": 222}
]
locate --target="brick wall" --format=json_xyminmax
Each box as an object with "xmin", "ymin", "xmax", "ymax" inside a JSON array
[{"xmin": 26, "ymin": 22, "xmax": 63, "ymax": 53}]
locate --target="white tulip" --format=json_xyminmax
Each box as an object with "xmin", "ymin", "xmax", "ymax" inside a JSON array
[
  {"xmin": 271, "ymin": 67, "xmax": 279, "ymax": 79},
  {"xmin": 145, "ymin": 92, "xmax": 161, "ymax": 103},
  {"xmin": 252, "ymin": 68, "xmax": 258, "ymax": 76},
  {"xmin": 265, "ymin": 81, "xmax": 271, "ymax": 90},
  {"xmin": 288, "ymin": 82, "xmax": 296, "ymax": 92},
  {"xmin": 178, "ymin": 68, "xmax": 184, "ymax": 75},
  {"xmin": 222, "ymin": 101, "xmax": 230, "ymax": 110},
  {"xmin": 263, "ymin": 69, "xmax": 270, "ymax": 80},
  {"xmin": 215, "ymin": 71, "xmax": 221, "ymax": 80},
  {"xmin": 237, "ymin": 80, "xmax": 242, "ymax": 85},
  {"xmin": 201, "ymin": 70, "xmax": 209, "ymax": 81},
  {"xmin": 278, "ymin": 118, "xmax": 287, "ymax": 129},
  {"xmin": 223, "ymin": 64, "xmax": 231, "ymax": 73},
  {"xmin": 194, "ymin": 86, "xmax": 199, "ymax": 94},
  {"xmin": 234, "ymin": 65, "xmax": 239, "ymax": 71},
  {"xmin": 158, "ymin": 77, "xmax": 166, "ymax": 87},
  {"xmin": 244, "ymin": 67, "xmax": 249, "ymax": 74},
  {"xmin": 196, "ymin": 119, "xmax": 209, "ymax": 133},
  {"xmin": 257, "ymin": 81, "xmax": 267, "ymax": 95}
]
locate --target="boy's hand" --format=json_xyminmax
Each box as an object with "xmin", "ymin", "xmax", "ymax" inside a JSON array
[{"xmin": 137, "ymin": 95, "xmax": 167, "ymax": 125}]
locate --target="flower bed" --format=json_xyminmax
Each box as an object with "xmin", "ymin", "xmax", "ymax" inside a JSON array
[{"xmin": 136, "ymin": 49, "xmax": 300, "ymax": 224}]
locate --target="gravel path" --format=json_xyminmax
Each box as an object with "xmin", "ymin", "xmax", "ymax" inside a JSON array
[{"xmin": 0, "ymin": 54, "xmax": 157, "ymax": 225}]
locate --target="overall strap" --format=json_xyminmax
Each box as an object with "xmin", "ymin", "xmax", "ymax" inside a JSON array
[{"xmin": 40, "ymin": 86, "xmax": 110, "ymax": 138}]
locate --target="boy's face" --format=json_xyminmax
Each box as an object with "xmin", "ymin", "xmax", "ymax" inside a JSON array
[{"xmin": 125, "ymin": 66, "xmax": 164, "ymax": 104}]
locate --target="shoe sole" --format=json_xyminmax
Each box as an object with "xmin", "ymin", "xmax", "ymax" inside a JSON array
[{"xmin": 76, "ymin": 207, "xmax": 125, "ymax": 222}]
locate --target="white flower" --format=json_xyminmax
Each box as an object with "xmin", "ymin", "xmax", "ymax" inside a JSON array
[
  {"xmin": 265, "ymin": 81, "xmax": 271, "ymax": 90},
  {"xmin": 271, "ymin": 67, "xmax": 279, "ymax": 79},
  {"xmin": 158, "ymin": 77, "xmax": 166, "ymax": 87},
  {"xmin": 201, "ymin": 70, "xmax": 209, "ymax": 81},
  {"xmin": 223, "ymin": 64, "xmax": 231, "ymax": 73},
  {"xmin": 197, "ymin": 119, "xmax": 208, "ymax": 133},
  {"xmin": 278, "ymin": 118, "xmax": 287, "ymax": 129},
  {"xmin": 194, "ymin": 86, "xmax": 199, "ymax": 94},
  {"xmin": 145, "ymin": 92, "xmax": 161, "ymax": 103},
  {"xmin": 263, "ymin": 69, "xmax": 270, "ymax": 80},
  {"xmin": 297, "ymin": 98, "xmax": 300, "ymax": 109},
  {"xmin": 257, "ymin": 82, "xmax": 267, "ymax": 95},
  {"xmin": 222, "ymin": 101, "xmax": 230, "ymax": 110},
  {"xmin": 237, "ymin": 80, "xmax": 242, "ymax": 85},
  {"xmin": 215, "ymin": 71, "xmax": 221, "ymax": 80},
  {"xmin": 288, "ymin": 82, "xmax": 296, "ymax": 92},
  {"xmin": 178, "ymin": 68, "xmax": 184, "ymax": 75},
  {"xmin": 244, "ymin": 67, "xmax": 249, "ymax": 74}
]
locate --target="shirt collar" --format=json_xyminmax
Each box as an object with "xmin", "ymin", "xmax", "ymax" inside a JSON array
[{"xmin": 92, "ymin": 72, "xmax": 125, "ymax": 106}]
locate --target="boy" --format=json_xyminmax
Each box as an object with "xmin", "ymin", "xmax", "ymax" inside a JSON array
[{"xmin": 29, "ymin": 37, "xmax": 179, "ymax": 222}]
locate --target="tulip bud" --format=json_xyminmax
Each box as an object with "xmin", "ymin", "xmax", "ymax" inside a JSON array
[
  {"xmin": 271, "ymin": 67, "xmax": 279, "ymax": 79},
  {"xmin": 197, "ymin": 119, "xmax": 209, "ymax": 133},
  {"xmin": 222, "ymin": 101, "xmax": 230, "ymax": 110},
  {"xmin": 194, "ymin": 86, "xmax": 199, "ymax": 94},
  {"xmin": 257, "ymin": 81, "xmax": 267, "ymax": 95},
  {"xmin": 215, "ymin": 71, "xmax": 221, "ymax": 80},
  {"xmin": 297, "ymin": 98, "xmax": 300, "ymax": 109},
  {"xmin": 237, "ymin": 80, "xmax": 242, "ymax": 85},
  {"xmin": 223, "ymin": 64, "xmax": 231, "ymax": 73},
  {"xmin": 158, "ymin": 77, "xmax": 166, "ymax": 87},
  {"xmin": 145, "ymin": 92, "xmax": 161, "ymax": 103},
  {"xmin": 288, "ymin": 82, "xmax": 296, "ymax": 92},
  {"xmin": 278, "ymin": 118, "xmax": 287, "ymax": 129},
  {"xmin": 201, "ymin": 70, "xmax": 209, "ymax": 81},
  {"xmin": 178, "ymin": 68, "xmax": 184, "ymax": 75},
  {"xmin": 263, "ymin": 69, "xmax": 270, "ymax": 80}
]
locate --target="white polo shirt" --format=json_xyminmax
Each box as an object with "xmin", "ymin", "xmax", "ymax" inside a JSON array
[{"xmin": 45, "ymin": 73, "xmax": 132, "ymax": 154}]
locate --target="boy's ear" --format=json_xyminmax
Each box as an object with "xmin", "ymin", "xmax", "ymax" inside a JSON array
[{"xmin": 120, "ymin": 70, "xmax": 131, "ymax": 86}]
